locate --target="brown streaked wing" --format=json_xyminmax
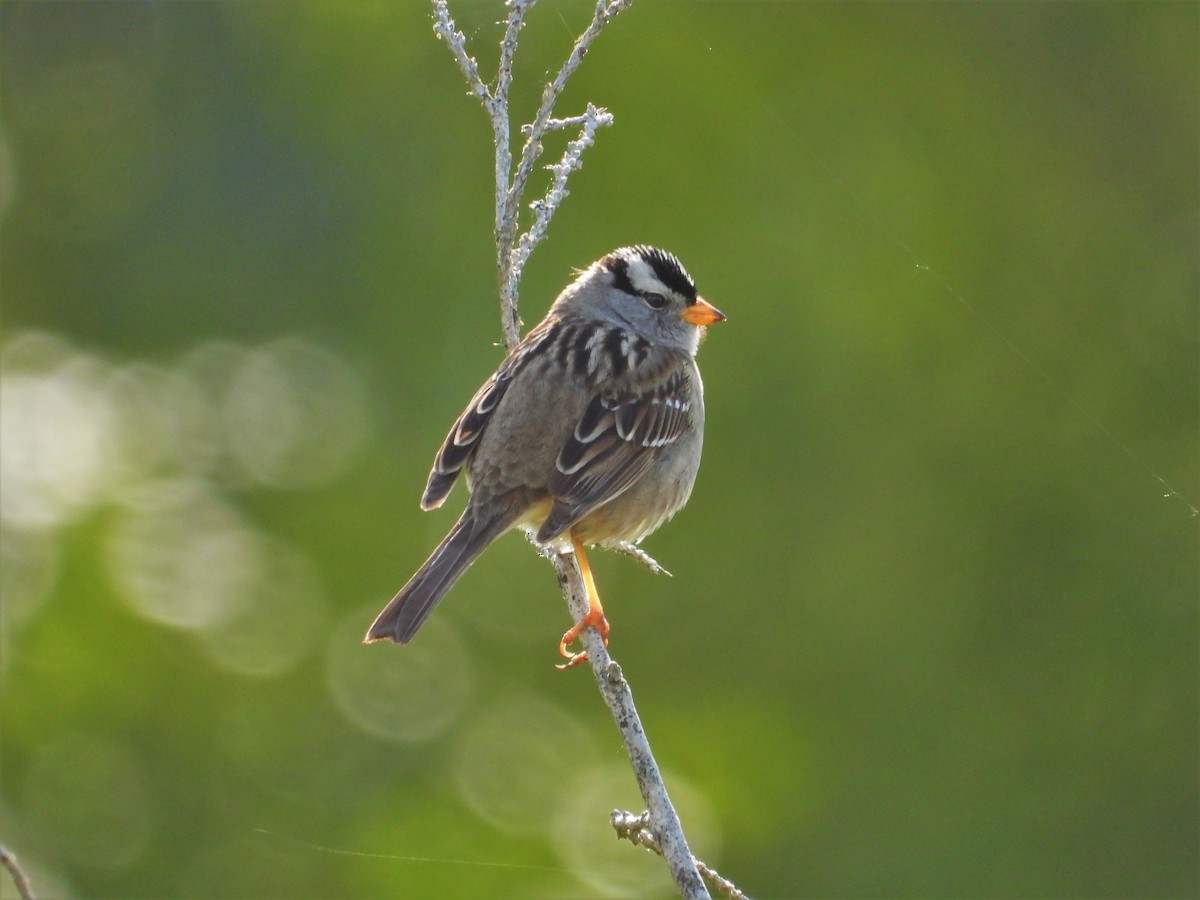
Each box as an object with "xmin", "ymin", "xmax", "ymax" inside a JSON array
[
  {"xmin": 420, "ymin": 322, "xmax": 561, "ymax": 510},
  {"xmin": 536, "ymin": 362, "xmax": 694, "ymax": 542}
]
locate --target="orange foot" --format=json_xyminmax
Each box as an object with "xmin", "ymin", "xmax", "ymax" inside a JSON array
[
  {"xmin": 556, "ymin": 534, "xmax": 610, "ymax": 670},
  {"xmin": 557, "ymin": 605, "xmax": 610, "ymax": 670}
]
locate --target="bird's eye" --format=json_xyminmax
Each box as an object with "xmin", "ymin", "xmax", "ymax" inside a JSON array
[{"xmin": 642, "ymin": 292, "xmax": 669, "ymax": 310}]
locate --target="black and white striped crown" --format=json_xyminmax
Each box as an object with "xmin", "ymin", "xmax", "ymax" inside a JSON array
[{"xmin": 599, "ymin": 245, "xmax": 697, "ymax": 302}]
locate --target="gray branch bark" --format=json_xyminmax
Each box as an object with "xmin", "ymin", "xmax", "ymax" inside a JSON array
[
  {"xmin": 549, "ymin": 554, "xmax": 709, "ymax": 899},
  {"xmin": 612, "ymin": 811, "xmax": 751, "ymax": 900},
  {"xmin": 0, "ymin": 843, "xmax": 35, "ymax": 900}
]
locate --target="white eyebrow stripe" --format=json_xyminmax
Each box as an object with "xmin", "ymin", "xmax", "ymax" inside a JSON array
[{"xmin": 624, "ymin": 256, "xmax": 666, "ymax": 295}]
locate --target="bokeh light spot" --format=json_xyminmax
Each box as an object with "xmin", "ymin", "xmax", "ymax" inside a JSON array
[
  {"xmin": 225, "ymin": 337, "xmax": 368, "ymax": 489},
  {"xmin": 325, "ymin": 607, "xmax": 473, "ymax": 743},
  {"xmin": 0, "ymin": 338, "xmax": 115, "ymax": 528},
  {"xmin": 172, "ymin": 340, "xmax": 253, "ymax": 482},
  {"xmin": 196, "ymin": 534, "xmax": 328, "ymax": 678},
  {"xmin": 454, "ymin": 693, "xmax": 600, "ymax": 834},
  {"xmin": 551, "ymin": 764, "xmax": 722, "ymax": 898},
  {"xmin": 106, "ymin": 479, "xmax": 260, "ymax": 631},
  {"xmin": 0, "ymin": 525, "xmax": 60, "ymax": 653},
  {"xmin": 102, "ymin": 361, "xmax": 211, "ymax": 489}
]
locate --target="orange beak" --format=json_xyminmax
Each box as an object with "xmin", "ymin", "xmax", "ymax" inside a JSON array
[{"xmin": 680, "ymin": 296, "xmax": 726, "ymax": 326}]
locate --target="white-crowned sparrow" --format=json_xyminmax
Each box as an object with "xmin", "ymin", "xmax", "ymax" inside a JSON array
[{"xmin": 365, "ymin": 245, "xmax": 724, "ymax": 666}]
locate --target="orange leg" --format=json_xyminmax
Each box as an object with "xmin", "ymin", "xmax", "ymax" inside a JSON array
[{"xmin": 557, "ymin": 535, "xmax": 611, "ymax": 670}]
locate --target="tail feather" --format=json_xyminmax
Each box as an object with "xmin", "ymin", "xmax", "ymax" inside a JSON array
[{"xmin": 364, "ymin": 510, "xmax": 507, "ymax": 644}]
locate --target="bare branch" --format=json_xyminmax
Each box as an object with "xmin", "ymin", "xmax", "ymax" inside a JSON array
[
  {"xmin": 431, "ymin": 0, "xmax": 524, "ymax": 347},
  {"xmin": 496, "ymin": 0, "xmax": 533, "ymax": 108},
  {"xmin": 0, "ymin": 843, "xmax": 35, "ymax": 900},
  {"xmin": 507, "ymin": 103, "xmax": 614, "ymax": 300},
  {"xmin": 521, "ymin": 112, "xmax": 602, "ymax": 135},
  {"xmin": 551, "ymin": 553, "xmax": 709, "ymax": 899},
  {"xmin": 490, "ymin": 0, "xmax": 536, "ymax": 340},
  {"xmin": 613, "ymin": 541, "xmax": 673, "ymax": 577},
  {"xmin": 430, "ymin": 1, "xmax": 491, "ymax": 105},
  {"xmin": 506, "ymin": 0, "xmax": 632, "ymax": 234},
  {"xmin": 495, "ymin": 0, "xmax": 632, "ymax": 349},
  {"xmin": 612, "ymin": 811, "xmax": 750, "ymax": 900}
]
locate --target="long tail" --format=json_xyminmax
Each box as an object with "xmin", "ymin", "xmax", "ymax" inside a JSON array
[{"xmin": 364, "ymin": 509, "xmax": 509, "ymax": 644}]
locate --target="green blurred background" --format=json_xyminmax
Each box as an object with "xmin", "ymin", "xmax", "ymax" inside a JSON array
[{"xmin": 1, "ymin": 2, "xmax": 1196, "ymax": 897}]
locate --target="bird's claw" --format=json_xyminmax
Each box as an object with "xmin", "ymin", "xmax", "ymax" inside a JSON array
[{"xmin": 556, "ymin": 609, "xmax": 610, "ymax": 670}]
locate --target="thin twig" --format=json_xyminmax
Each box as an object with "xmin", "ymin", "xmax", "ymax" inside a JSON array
[
  {"xmin": 434, "ymin": 0, "xmax": 630, "ymax": 351},
  {"xmin": 521, "ymin": 113, "xmax": 600, "ymax": 135},
  {"xmin": 431, "ymin": 0, "xmax": 527, "ymax": 348},
  {"xmin": 430, "ymin": 2, "xmax": 490, "ymax": 104},
  {"xmin": 551, "ymin": 553, "xmax": 710, "ymax": 900},
  {"xmin": 495, "ymin": 0, "xmax": 532, "ymax": 109},
  {"xmin": 498, "ymin": 0, "xmax": 632, "ymax": 347},
  {"xmin": 489, "ymin": 0, "xmax": 533, "ymax": 347},
  {"xmin": 506, "ymin": 0, "xmax": 632, "ymax": 231},
  {"xmin": 613, "ymin": 541, "xmax": 673, "ymax": 576},
  {"xmin": 612, "ymin": 811, "xmax": 750, "ymax": 900},
  {"xmin": 508, "ymin": 103, "xmax": 614, "ymax": 298},
  {"xmin": 0, "ymin": 843, "xmax": 35, "ymax": 900}
]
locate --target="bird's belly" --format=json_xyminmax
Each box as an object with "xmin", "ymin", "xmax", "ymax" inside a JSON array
[{"xmin": 571, "ymin": 449, "xmax": 699, "ymax": 548}]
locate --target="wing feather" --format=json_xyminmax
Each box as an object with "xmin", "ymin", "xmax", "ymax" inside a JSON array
[
  {"xmin": 421, "ymin": 323, "xmax": 560, "ymax": 510},
  {"xmin": 536, "ymin": 358, "xmax": 695, "ymax": 542}
]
